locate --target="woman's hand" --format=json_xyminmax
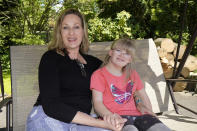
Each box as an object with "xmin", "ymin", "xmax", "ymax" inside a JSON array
[{"xmin": 103, "ymin": 113, "xmax": 127, "ymax": 130}]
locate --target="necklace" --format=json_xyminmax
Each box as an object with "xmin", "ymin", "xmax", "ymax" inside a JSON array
[
  {"xmin": 62, "ymin": 48, "xmax": 86, "ymax": 77},
  {"xmin": 75, "ymin": 59, "xmax": 86, "ymax": 77}
]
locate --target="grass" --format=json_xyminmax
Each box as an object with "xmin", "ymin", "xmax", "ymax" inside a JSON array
[{"xmin": 0, "ymin": 73, "xmax": 11, "ymax": 96}]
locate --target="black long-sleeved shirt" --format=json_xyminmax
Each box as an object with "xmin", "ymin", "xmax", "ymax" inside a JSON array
[{"xmin": 34, "ymin": 50, "xmax": 102, "ymax": 123}]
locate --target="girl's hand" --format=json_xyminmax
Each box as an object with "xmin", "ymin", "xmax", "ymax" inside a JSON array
[{"xmin": 103, "ymin": 113, "xmax": 127, "ymax": 130}]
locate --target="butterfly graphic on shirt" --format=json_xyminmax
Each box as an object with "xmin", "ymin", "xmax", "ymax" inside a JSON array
[{"xmin": 110, "ymin": 81, "xmax": 134, "ymax": 104}]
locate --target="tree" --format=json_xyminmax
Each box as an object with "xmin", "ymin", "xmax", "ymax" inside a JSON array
[
  {"xmin": 1, "ymin": 0, "xmax": 197, "ymax": 72},
  {"xmin": 63, "ymin": 0, "xmax": 133, "ymax": 41},
  {"xmin": 0, "ymin": 0, "xmax": 62, "ymax": 72},
  {"xmin": 63, "ymin": 0, "xmax": 101, "ymax": 21},
  {"xmin": 97, "ymin": 0, "xmax": 149, "ymax": 38},
  {"xmin": 0, "ymin": 0, "xmax": 19, "ymax": 72}
]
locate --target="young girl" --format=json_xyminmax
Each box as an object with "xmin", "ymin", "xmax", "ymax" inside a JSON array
[{"xmin": 90, "ymin": 38, "xmax": 171, "ymax": 131}]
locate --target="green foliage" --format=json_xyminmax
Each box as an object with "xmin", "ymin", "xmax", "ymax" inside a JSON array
[
  {"xmin": 12, "ymin": 34, "xmax": 45, "ymax": 45},
  {"xmin": 88, "ymin": 11, "xmax": 132, "ymax": 42},
  {"xmin": 63, "ymin": 0, "xmax": 101, "ymax": 20},
  {"xmin": 0, "ymin": 0, "xmax": 61, "ymax": 73},
  {"xmin": 97, "ymin": 0, "xmax": 197, "ymax": 54},
  {"xmin": 0, "ymin": 73, "xmax": 11, "ymax": 96},
  {"xmin": 1, "ymin": 0, "xmax": 197, "ymax": 73},
  {"xmin": 166, "ymin": 32, "xmax": 190, "ymax": 45},
  {"xmin": 0, "ymin": 0, "xmax": 18, "ymax": 72},
  {"xmin": 97, "ymin": 0, "xmax": 149, "ymax": 38}
]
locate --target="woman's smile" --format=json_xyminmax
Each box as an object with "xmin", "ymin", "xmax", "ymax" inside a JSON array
[{"xmin": 61, "ymin": 14, "xmax": 83, "ymax": 51}]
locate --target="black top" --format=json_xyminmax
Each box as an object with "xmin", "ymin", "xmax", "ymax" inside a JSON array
[{"xmin": 34, "ymin": 50, "xmax": 102, "ymax": 123}]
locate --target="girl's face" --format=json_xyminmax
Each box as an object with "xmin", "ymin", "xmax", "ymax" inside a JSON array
[
  {"xmin": 61, "ymin": 14, "xmax": 83, "ymax": 52},
  {"xmin": 109, "ymin": 47, "xmax": 132, "ymax": 68}
]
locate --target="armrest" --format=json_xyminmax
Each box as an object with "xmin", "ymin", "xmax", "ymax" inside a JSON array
[
  {"xmin": 166, "ymin": 79, "xmax": 197, "ymax": 83},
  {"xmin": 0, "ymin": 96, "xmax": 12, "ymax": 109}
]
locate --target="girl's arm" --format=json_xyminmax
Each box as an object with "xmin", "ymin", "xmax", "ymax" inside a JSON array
[
  {"xmin": 135, "ymin": 88, "xmax": 156, "ymax": 116},
  {"xmin": 135, "ymin": 88, "xmax": 152, "ymax": 110},
  {"xmin": 92, "ymin": 89, "xmax": 127, "ymax": 129},
  {"xmin": 92, "ymin": 89, "xmax": 112, "ymax": 117}
]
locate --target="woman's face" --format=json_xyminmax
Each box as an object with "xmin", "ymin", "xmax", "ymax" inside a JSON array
[{"xmin": 61, "ymin": 14, "xmax": 83, "ymax": 51}]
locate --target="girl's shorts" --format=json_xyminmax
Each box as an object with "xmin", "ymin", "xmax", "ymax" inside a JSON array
[{"xmin": 122, "ymin": 114, "xmax": 161, "ymax": 131}]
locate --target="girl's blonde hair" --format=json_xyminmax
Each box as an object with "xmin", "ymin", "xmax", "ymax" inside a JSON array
[
  {"xmin": 103, "ymin": 38, "xmax": 136, "ymax": 80},
  {"xmin": 48, "ymin": 8, "xmax": 89, "ymax": 53}
]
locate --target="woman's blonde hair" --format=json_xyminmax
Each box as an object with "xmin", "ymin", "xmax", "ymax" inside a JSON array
[
  {"xmin": 103, "ymin": 38, "xmax": 136, "ymax": 80},
  {"xmin": 48, "ymin": 8, "xmax": 89, "ymax": 53}
]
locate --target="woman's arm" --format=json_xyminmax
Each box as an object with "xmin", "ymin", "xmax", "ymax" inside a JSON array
[
  {"xmin": 72, "ymin": 111, "xmax": 122, "ymax": 131},
  {"xmin": 92, "ymin": 89, "xmax": 127, "ymax": 130}
]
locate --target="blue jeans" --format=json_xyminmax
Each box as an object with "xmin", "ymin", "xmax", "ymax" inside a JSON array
[{"xmin": 26, "ymin": 106, "xmax": 110, "ymax": 131}]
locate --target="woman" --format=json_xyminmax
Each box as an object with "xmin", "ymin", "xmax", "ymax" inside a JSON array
[{"xmin": 26, "ymin": 9, "xmax": 125, "ymax": 131}]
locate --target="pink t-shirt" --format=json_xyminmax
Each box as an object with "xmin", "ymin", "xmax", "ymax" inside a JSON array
[{"xmin": 90, "ymin": 67, "xmax": 144, "ymax": 116}]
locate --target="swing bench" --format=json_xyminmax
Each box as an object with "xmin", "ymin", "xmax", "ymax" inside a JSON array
[{"xmin": 1, "ymin": 38, "xmax": 197, "ymax": 131}]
